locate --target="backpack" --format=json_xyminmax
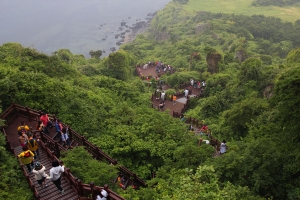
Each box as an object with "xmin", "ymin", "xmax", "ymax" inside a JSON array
[
  {"xmin": 27, "ymin": 139, "xmax": 38, "ymax": 151},
  {"xmin": 23, "ymin": 151, "xmax": 31, "ymax": 158},
  {"xmin": 19, "ymin": 126, "xmax": 27, "ymax": 134}
]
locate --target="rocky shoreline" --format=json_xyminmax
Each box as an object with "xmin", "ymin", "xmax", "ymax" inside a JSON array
[
  {"xmin": 114, "ymin": 12, "xmax": 157, "ymax": 48},
  {"xmin": 123, "ymin": 21, "xmax": 150, "ymax": 44}
]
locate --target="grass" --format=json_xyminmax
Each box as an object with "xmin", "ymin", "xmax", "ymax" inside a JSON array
[{"xmin": 182, "ymin": 0, "xmax": 300, "ymax": 22}]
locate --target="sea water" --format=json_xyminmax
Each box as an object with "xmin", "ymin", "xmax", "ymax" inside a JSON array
[{"xmin": 0, "ymin": 0, "xmax": 171, "ymax": 57}]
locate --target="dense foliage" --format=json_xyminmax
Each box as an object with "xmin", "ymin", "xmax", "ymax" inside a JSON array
[
  {"xmin": 252, "ymin": 0, "xmax": 300, "ymax": 7},
  {"xmin": 1, "ymin": 1, "xmax": 300, "ymax": 199},
  {"xmin": 0, "ymin": 134, "xmax": 33, "ymax": 199}
]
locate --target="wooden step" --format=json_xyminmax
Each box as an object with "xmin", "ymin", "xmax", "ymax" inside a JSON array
[{"xmin": 14, "ymin": 145, "xmax": 78, "ymax": 200}]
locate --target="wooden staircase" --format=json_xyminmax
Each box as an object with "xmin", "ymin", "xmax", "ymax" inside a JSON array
[
  {"xmin": 14, "ymin": 146, "xmax": 78, "ymax": 200},
  {"xmin": 1, "ymin": 103, "xmax": 144, "ymax": 199}
]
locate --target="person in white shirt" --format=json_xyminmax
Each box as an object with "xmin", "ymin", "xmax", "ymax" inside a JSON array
[
  {"xmin": 184, "ymin": 88, "xmax": 189, "ymax": 98},
  {"xmin": 96, "ymin": 184, "xmax": 108, "ymax": 200},
  {"xmin": 161, "ymin": 91, "xmax": 165, "ymax": 101},
  {"xmin": 220, "ymin": 140, "xmax": 227, "ymax": 154},
  {"xmin": 48, "ymin": 160, "xmax": 65, "ymax": 193},
  {"xmin": 32, "ymin": 162, "xmax": 48, "ymax": 189}
]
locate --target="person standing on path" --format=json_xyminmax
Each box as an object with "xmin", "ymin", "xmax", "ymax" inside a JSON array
[
  {"xmin": 17, "ymin": 146, "xmax": 34, "ymax": 173},
  {"xmin": 159, "ymin": 101, "xmax": 165, "ymax": 111},
  {"xmin": 61, "ymin": 127, "xmax": 72, "ymax": 148},
  {"xmin": 48, "ymin": 160, "xmax": 65, "ymax": 194},
  {"xmin": 32, "ymin": 162, "xmax": 48, "ymax": 189},
  {"xmin": 220, "ymin": 140, "xmax": 227, "ymax": 154},
  {"xmin": 27, "ymin": 132, "xmax": 39, "ymax": 159},
  {"xmin": 40, "ymin": 112, "xmax": 52, "ymax": 134},
  {"xmin": 184, "ymin": 88, "xmax": 189, "ymax": 98},
  {"xmin": 172, "ymin": 95, "xmax": 177, "ymax": 105},
  {"xmin": 18, "ymin": 121, "xmax": 30, "ymax": 134},
  {"xmin": 161, "ymin": 91, "xmax": 165, "ymax": 101},
  {"xmin": 96, "ymin": 184, "xmax": 109, "ymax": 200}
]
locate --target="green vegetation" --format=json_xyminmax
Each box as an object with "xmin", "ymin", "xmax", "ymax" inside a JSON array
[
  {"xmin": 252, "ymin": 0, "xmax": 300, "ymax": 7},
  {"xmin": 0, "ymin": 135, "xmax": 33, "ymax": 199},
  {"xmin": 183, "ymin": 0, "xmax": 300, "ymax": 22},
  {"xmin": 61, "ymin": 147, "xmax": 119, "ymax": 191},
  {"xmin": 2, "ymin": 0, "xmax": 300, "ymax": 199}
]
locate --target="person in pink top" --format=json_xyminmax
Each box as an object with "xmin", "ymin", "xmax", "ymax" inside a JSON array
[{"xmin": 40, "ymin": 112, "xmax": 52, "ymax": 134}]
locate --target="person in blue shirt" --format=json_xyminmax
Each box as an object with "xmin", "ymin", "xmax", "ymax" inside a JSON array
[
  {"xmin": 54, "ymin": 120, "xmax": 63, "ymax": 140},
  {"xmin": 61, "ymin": 127, "xmax": 72, "ymax": 148}
]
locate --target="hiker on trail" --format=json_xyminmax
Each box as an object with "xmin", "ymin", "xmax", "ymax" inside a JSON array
[
  {"xmin": 184, "ymin": 88, "xmax": 189, "ymax": 98},
  {"xmin": 202, "ymin": 81, "xmax": 206, "ymax": 87},
  {"xmin": 48, "ymin": 160, "xmax": 65, "ymax": 194},
  {"xmin": 18, "ymin": 146, "xmax": 34, "ymax": 173},
  {"xmin": 40, "ymin": 112, "xmax": 52, "ymax": 134},
  {"xmin": 190, "ymin": 79, "xmax": 194, "ymax": 86},
  {"xmin": 32, "ymin": 162, "xmax": 49, "ymax": 189},
  {"xmin": 197, "ymin": 81, "xmax": 201, "ymax": 89},
  {"xmin": 193, "ymin": 80, "xmax": 197, "ymax": 88},
  {"xmin": 200, "ymin": 124, "xmax": 208, "ymax": 136},
  {"xmin": 96, "ymin": 184, "xmax": 109, "ymax": 200},
  {"xmin": 55, "ymin": 119, "xmax": 63, "ymax": 138},
  {"xmin": 143, "ymin": 63, "xmax": 148, "ymax": 69},
  {"xmin": 164, "ymin": 66, "xmax": 167, "ymax": 72},
  {"xmin": 161, "ymin": 91, "xmax": 165, "ymax": 101},
  {"xmin": 188, "ymin": 124, "xmax": 194, "ymax": 131},
  {"xmin": 156, "ymin": 66, "xmax": 160, "ymax": 73},
  {"xmin": 172, "ymin": 95, "xmax": 177, "ymax": 105},
  {"xmin": 207, "ymin": 129, "xmax": 213, "ymax": 140},
  {"xmin": 61, "ymin": 127, "xmax": 72, "ymax": 148},
  {"xmin": 220, "ymin": 140, "xmax": 227, "ymax": 154},
  {"xmin": 200, "ymin": 87, "xmax": 204, "ymax": 95},
  {"xmin": 18, "ymin": 121, "xmax": 30, "ymax": 134},
  {"xmin": 27, "ymin": 132, "xmax": 39, "ymax": 159},
  {"xmin": 18, "ymin": 130, "xmax": 29, "ymax": 147},
  {"xmin": 35, "ymin": 121, "xmax": 43, "ymax": 131},
  {"xmin": 159, "ymin": 101, "xmax": 165, "ymax": 111},
  {"xmin": 180, "ymin": 114, "xmax": 186, "ymax": 122}
]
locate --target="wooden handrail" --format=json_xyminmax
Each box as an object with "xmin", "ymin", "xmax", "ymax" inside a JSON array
[{"xmin": 1, "ymin": 103, "xmax": 147, "ymax": 199}]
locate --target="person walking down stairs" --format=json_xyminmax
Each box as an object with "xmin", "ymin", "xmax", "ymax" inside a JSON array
[
  {"xmin": 17, "ymin": 146, "xmax": 34, "ymax": 173},
  {"xmin": 32, "ymin": 162, "xmax": 49, "ymax": 189},
  {"xmin": 173, "ymin": 95, "xmax": 177, "ymax": 105},
  {"xmin": 48, "ymin": 160, "xmax": 65, "ymax": 194}
]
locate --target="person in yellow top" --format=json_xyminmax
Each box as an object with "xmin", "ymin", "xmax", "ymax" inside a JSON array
[
  {"xmin": 18, "ymin": 121, "xmax": 30, "ymax": 134},
  {"xmin": 27, "ymin": 132, "xmax": 39, "ymax": 159},
  {"xmin": 18, "ymin": 146, "xmax": 34, "ymax": 172}
]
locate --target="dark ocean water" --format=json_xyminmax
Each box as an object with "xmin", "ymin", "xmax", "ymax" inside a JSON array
[{"xmin": 0, "ymin": 0, "xmax": 171, "ymax": 57}]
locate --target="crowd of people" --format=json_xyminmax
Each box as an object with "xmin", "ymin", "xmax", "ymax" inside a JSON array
[
  {"xmin": 16, "ymin": 113, "xmax": 75, "ymax": 194},
  {"xmin": 179, "ymin": 113, "xmax": 228, "ymax": 155}
]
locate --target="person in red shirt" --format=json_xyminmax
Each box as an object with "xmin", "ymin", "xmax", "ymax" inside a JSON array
[
  {"xmin": 40, "ymin": 112, "xmax": 52, "ymax": 134},
  {"xmin": 200, "ymin": 124, "xmax": 208, "ymax": 136}
]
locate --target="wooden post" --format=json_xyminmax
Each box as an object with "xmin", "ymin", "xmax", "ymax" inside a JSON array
[
  {"xmin": 68, "ymin": 127, "xmax": 73, "ymax": 142},
  {"xmin": 96, "ymin": 147, "xmax": 103, "ymax": 161},
  {"xmin": 198, "ymin": 138, "xmax": 203, "ymax": 147},
  {"xmin": 82, "ymin": 136, "xmax": 86, "ymax": 146},
  {"xmin": 54, "ymin": 142, "xmax": 60, "ymax": 158},
  {"xmin": 12, "ymin": 103, "xmax": 18, "ymax": 118},
  {"xmin": 90, "ymin": 182, "xmax": 95, "ymax": 199},
  {"xmin": 26, "ymin": 107, "xmax": 31, "ymax": 121},
  {"xmin": 77, "ymin": 179, "xmax": 83, "ymax": 197}
]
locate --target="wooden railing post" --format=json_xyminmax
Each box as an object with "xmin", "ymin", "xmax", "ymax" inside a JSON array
[
  {"xmin": 68, "ymin": 127, "xmax": 73, "ymax": 142},
  {"xmin": 90, "ymin": 182, "xmax": 95, "ymax": 199},
  {"xmin": 26, "ymin": 107, "xmax": 31, "ymax": 121},
  {"xmin": 54, "ymin": 142, "xmax": 60, "ymax": 158},
  {"xmin": 82, "ymin": 136, "xmax": 87, "ymax": 146},
  {"xmin": 77, "ymin": 179, "xmax": 83, "ymax": 197}
]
